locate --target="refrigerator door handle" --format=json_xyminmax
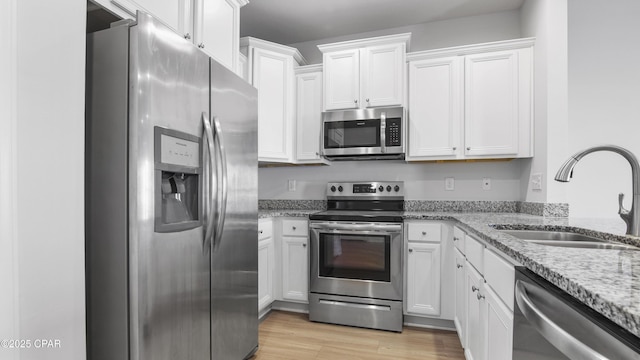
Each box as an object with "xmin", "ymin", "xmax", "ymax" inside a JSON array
[
  {"xmin": 202, "ymin": 112, "xmax": 216, "ymax": 253},
  {"xmin": 212, "ymin": 115, "xmax": 228, "ymax": 251}
]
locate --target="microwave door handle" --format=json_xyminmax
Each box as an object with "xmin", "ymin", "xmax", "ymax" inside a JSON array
[
  {"xmin": 201, "ymin": 112, "xmax": 216, "ymax": 254},
  {"xmin": 211, "ymin": 115, "xmax": 228, "ymax": 252},
  {"xmin": 380, "ymin": 112, "xmax": 386, "ymax": 153}
]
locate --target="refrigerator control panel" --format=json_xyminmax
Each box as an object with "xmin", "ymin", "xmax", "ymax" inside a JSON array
[{"xmin": 160, "ymin": 133, "xmax": 200, "ymax": 168}]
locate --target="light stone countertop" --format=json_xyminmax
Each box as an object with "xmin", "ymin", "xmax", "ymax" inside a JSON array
[{"xmin": 260, "ymin": 209, "xmax": 640, "ymax": 339}]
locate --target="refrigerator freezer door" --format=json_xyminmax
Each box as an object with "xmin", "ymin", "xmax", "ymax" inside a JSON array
[
  {"xmin": 129, "ymin": 13, "xmax": 211, "ymax": 360},
  {"xmin": 209, "ymin": 59, "xmax": 259, "ymax": 359}
]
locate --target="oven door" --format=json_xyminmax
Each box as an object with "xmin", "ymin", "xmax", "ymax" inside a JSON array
[{"xmin": 309, "ymin": 221, "xmax": 403, "ymax": 301}]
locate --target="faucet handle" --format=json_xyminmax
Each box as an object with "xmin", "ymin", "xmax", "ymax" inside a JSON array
[{"xmin": 619, "ymin": 193, "xmax": 630, "ymax": 215}]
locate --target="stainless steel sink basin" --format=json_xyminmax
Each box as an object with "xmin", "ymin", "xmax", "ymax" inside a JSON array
[{"xmin": 498, "ymin": 229, "xmax": 639, "ymax": 250}]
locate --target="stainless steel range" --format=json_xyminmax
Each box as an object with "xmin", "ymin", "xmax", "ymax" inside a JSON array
[{"xmin": 308, "ymin": 181, "xmax": 404, "ymax": 332}]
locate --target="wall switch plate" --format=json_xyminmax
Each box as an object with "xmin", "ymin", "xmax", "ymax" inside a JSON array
[
  {"xmin": 532, "ymin": 173, "xmax": 543, "ymax": 191},
  {"xmin": 482, "ymin": 178, "xmax": 491, "ymax": 191},
  {"xmin": 445, "ymin": 177, "xmax": 455, "ymax": 191},
  {"xmin": 288, "ymin": 179, "xmax": 296, "ymax": 192}
]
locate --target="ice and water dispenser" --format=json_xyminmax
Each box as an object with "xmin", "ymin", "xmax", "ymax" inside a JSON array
[{"xmin": 154, "ymin": 127, "xmax": 202, "ymax": 232}]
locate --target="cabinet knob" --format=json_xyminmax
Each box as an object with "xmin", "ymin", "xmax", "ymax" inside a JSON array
[
  {"xmin": 259, "ymin": 230, "xmax": 263, "ymax": 234},
  {"xmin": 198, "ymin": 43, "xmax": 205, "ymax": 49},
  {"xmin": 457, "ymin": 264, "xmax": 463, "ymax": 269},
  {"xmin": 184, "ymin": 33, "xmax": 191, "ymax": 40},
  {"xmin": 303, "ymin": 243, "xmax": 307, "ymax": 248},
  {"xmin": 422, "ymin": 231, "xmax": 427, "ymax": 236},
  {"xmin": 366, "ymin": 98, "xmax": 370, "ymax": 103},
  {"xmin": 292, "ymin": 226, "xmax": 296, "ymax": 230},
  {"xmin": 467, "ymin": 147, "xmax": 471, "ymax": 151},
  {"xmin": 316, "ymin": 152, "xmax": 319, "ymax": 156},
  {"xmin": 471, "ymin": 285, "xmax": 479, "ymax": 293},
  {"xmin": 453, "ymin": 237, "xmax": 459, "ymax": 241},
  {"xmin": 477, "ymin": 293, "xmax": 485, "ymax": 301},
  {"xmin": 453, "ymin": 147, "xmax": 457, "ymax": 151},
  {"xmin": 408, "ymin": 248, "xmax": 413, "ymax": 253},
  {"xmin": 354, "ymin": 99, "xmax": 358, "ymax": 104}
]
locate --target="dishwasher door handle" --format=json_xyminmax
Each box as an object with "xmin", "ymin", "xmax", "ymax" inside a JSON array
[{"xmin": 515, "ymin": 280, "xmax": 608, "ymax": 360}]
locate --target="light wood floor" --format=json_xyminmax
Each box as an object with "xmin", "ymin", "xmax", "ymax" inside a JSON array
[{"xmin": 249, "ymin": 311, "xmax": 465, "ymax": 360}]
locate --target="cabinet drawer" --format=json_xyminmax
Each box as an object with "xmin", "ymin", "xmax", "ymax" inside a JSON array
[
  {"xmin": 465, "ymin": 235, "xmax": 484, "ymax": 274},
  {"xmin": 258, "ymin": 219, "xmax": 273, "ymax": 240},
  {"xmin": 453, "ymin": 226, "xmax": 466, "ymax": 253},
  {"xmin": 407, "ymin": 222, "xmax": 442, "ymax": 242},
  {"xmin": 282, "ymin": 219, "xmax": 308, "ymax": 236},
  {"xmin": 484, "ymin": 249, "xmax": 515, "ymax": 311}
]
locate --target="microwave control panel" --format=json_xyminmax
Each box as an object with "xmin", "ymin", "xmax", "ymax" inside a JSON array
[{"xmin": 385, "ymin": 118, "xmax": 402, "ymax": 146}]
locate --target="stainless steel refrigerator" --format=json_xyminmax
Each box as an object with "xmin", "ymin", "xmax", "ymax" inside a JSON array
[{"xmin": 85, "ymin": 12, "xmax": 258, "ymax": 360}]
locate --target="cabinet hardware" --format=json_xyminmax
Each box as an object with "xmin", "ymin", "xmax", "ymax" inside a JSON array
[
  {"xmin": 422, "ymin": 231, "xmax": 427, "ymax": 235},
  {"xmin": 477, "ymin": 293, "xmax": 485, "ymax": 300},
  {"xmin": 467, "ymin": 147, "xmax": 471, "ymax": 151},
  {"xmin": 457, "ymin": 264, "xmax": 463, "ymax": 269},
  {"xmin": 184, "ymin": 33, "xmax": 191, "ymax": 40},
  {"xmin": 408, "ymin": 248, "xmax": 413, "ymax": 253},
  {"xmin": 198, "ymin": 43, "xmax": 205, "ymax": 49},
  {"xmin": 292, "ymin": 226, "xmax": 296, "ymax": 230},
  {"xmin": 303, "ymin": 243, "xmax": 307, "ymax": 248},
  {"xmin": 259, "ymin": 230, "xmax": 263, "ymax": 234},
  {"xmin": 471, "ymin": 285, "xmax": 479, "ymax": 292},
  {"xmin": 366, "ymin": 98, "xmax": 370, "ymax": 102},
  {"xmin": 354, "ymin": 99, "xmax": 358, "ymax": 104},
  {"xmin": 453, "ymin": 237, "xmax": 459, "ymax": 241},
  {"xmin": 453, "ymin": 147, "xmax": 457, "ymax": 150}
]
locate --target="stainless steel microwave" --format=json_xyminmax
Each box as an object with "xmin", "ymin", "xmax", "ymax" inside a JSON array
[{"xmin": 321, "ymin": 107, "xmax": 405, "ymax": 160}]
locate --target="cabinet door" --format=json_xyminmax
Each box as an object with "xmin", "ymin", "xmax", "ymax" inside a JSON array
[
  {"xmin": 195, "ymin": 0, "xmax": 239, "ymax": 70},
  {"xmin": 406, "ymin": 242, "xmax": 441, "ymax": 316},
  {"xmin": 465, "ymin": 263, "xmax": 486, "ymax": 360},
  {"xmin": 407, "ymin": 56, "xmax": 462, "ymax": 159},
  {"xmin": 362, "ymin": 43, "xmax": 405, "ymax": 108},
  {"xmin": 464, "ymin": 50, "xmax": 519, "ymax": 156},
  {"xmin": 295, "ymin": 71, "xmax": 323, "ymax": 162},
  {"xmin": 252, "ymin": 48, "xmax": 294, "ymax": 162},
  {"xmin": 484, "ymin": 285, "xmax": 513, "ymax": 360},
  {"xmin": 454, "ymin": 248, "xmax": 466, "ymax": 348},
  {"xmin": 323, "ymin": 49, "xmax": 360, "ymax": 110},
  {"xmin": 258, "ymin": 237, "xmax": 274, "ymax": 312},
  {"xmin": 281, "ymin": 236, "xmax": 309, "ymax": 302}
]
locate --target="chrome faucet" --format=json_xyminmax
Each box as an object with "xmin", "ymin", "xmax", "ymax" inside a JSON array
[{"xmin": 554, "ymin": 145, "xmax": 640, "ymax": 237}]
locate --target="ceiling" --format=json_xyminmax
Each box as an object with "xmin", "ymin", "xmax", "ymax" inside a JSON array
[{"xmin": 240, "ymin": 0, "xmax": 525, "ymax": 45}]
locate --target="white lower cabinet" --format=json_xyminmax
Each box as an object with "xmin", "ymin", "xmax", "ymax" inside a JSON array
[
  {"xmin": 454, "ymin": 226, "xmax": 515, "ymax": 360},
  {"xmin": 454, "ymin": 248, "xmax": 466, "ymax": 348},
  {"xmin": 280, "ymin": 219, "xmax": 309, "ymax": 302},
  {"xmin": 258, "ymin": 219, "xmax": 274, "ymax": 313},
  {"xmin": 406, "ymin": 242, "xmax": 441, "ymax": 315}
]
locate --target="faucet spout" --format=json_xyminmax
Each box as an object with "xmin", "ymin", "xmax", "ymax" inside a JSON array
[{"xmin": 554, "ymin": 145, "xmax": 640, "ymax": 237}]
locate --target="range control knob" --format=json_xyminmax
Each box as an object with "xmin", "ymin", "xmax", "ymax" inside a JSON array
[
  {"xmin": 394, "ymin": 185, "xmax": 400, "ymax": 192},
  {"xmin": 378, "ymin": 185, "xmax": 384, "ymax": 192},
  {"xmin": 386, "ymin": 185, "xmax": 392, "ymax": 192},
  {"xmin": 330, "ymin": 185, "xmax": 336, "ymax": 192},
  {"xmin": 338, "ymin": 186, "xmax": 344, "ymax": 192}
]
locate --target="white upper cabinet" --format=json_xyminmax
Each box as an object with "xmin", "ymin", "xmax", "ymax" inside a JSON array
[
  {"xmin": 241, "ymin": 37, "xmax": 307, "ymax": 163},
  {"xmin": 295, "ymin": 65, "xmax": 327, "ymax": 164},
  {"xmin": 319, "ymin": 33, "xmax": 410, "ymax": 111},
  {"xmin": 407, "ymin": 38, "xmax": 534, "ymax": 161},
  {"xmin": 194, "ymin": 0, "xmax": 246, "ymax": 71},
  {"xmin": 407, "ymin": 56, "xmax": 463, "ymax": 159},
  {"xmin": 94, "ymin": 0, "xmax": 245, "ymax": 72}
]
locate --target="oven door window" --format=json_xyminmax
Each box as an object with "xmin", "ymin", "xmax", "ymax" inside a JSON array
[
  {"xmin": 318, "ymin": 232, "xmax": 390, "ymax": 282},
  {"xmin": 324, "ymin": 119, "xmax": 381, "ymax": 149}
]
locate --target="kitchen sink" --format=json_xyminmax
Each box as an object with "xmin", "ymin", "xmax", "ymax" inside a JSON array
[{"xmin": 498, "ymin": 229, "xmax": 640, "ymax": 250}]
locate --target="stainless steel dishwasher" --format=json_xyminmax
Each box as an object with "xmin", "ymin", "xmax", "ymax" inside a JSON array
[{"xmin": 513, "ymin": 267, "xmax": 640, "ymax": 359}]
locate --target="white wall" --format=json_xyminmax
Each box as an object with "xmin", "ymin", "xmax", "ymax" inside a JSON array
[
  {"xmin": 290, "ymin": 10, "xmax": 522, "ymax": 64},
  {"xmin": 260, "ymin": 160, "xmax": 525, "ymax": 200},
  {"xmin": 0, "ymin": 0, "xmax": 87, "ymax": 359},
  {"xmin": 567, "ymin": 0, "xmax": 640, "ymax": 218},
  {"xmin": 519, "ymin": 0, "xmax": 569, "ymax": 205},
  {"xmin": 1, "ymin": 0, "xmax": 19, "ymax": 359}
]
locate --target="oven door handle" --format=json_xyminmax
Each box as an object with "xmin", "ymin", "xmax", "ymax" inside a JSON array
[{"xmin": 310, "ymin": 222, "xmax": 402, "ymax": 233}]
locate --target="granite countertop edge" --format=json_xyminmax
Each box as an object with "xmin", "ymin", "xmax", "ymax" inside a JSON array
[{"xmin": 260, "ymin": 209, "xmax": 640, "ymax": 338}]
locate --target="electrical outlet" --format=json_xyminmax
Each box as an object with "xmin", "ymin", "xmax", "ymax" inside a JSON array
[
  {"xmin": 288, "ymin": 179, "xmax": 296, "ymax": 192},
  {"xmin": 532, "ymin": 173, "xmax": 543, "ymax": 191},
  {"xmin": 482, "ymin": 178, "xmax": 491, "ymax": 191},
  {"xmin": 445, "ymin": 177, "xmax": 455, "ymax": 191}
]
